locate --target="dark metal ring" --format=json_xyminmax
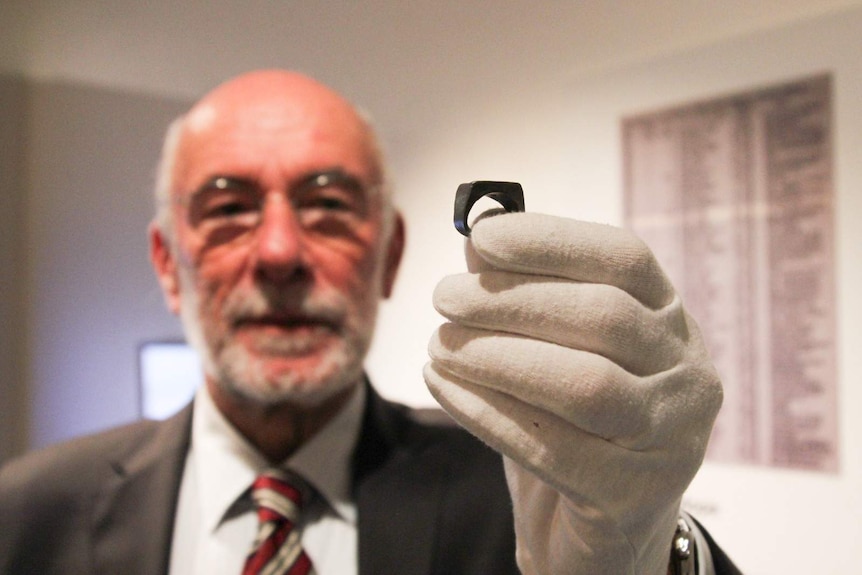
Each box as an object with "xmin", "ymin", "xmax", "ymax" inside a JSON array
[{"xmin": 453, "ymin": 181, "xmax": 525, "ymax": 237}]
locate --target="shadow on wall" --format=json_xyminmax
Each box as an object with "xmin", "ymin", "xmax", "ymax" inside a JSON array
[
  {"xmin": 0, "ymin": 73, "xmax": 29, "ymax": 464},
  {"xmin": 1, "ymin": 75, "xmax": 192, "ymax": 460}
]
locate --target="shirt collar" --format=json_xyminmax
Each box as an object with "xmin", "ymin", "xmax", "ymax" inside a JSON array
[{"xmin": 190, "ymin": 382, "xmax": 366, "ymax": 534}]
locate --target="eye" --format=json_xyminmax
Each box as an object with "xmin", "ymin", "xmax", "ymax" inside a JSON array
[
  {"xmin": 202, "ymin": 194, "xmax": 259, "ymax": 219},
  {"xmin": 293, "ymin": 170, "xmax": 368, "ymax": 218},
  {"xmin": 186, "ymin": 176, "xmax": 262, "ymax": 230},
  {"xmin": 302, "ymin": 191, "xmax": 353, "ymax": 212}
]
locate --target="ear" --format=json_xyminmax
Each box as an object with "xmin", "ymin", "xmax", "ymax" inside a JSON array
[
  {"xmin": 149, "ymin": 221, "xmax": 182, "ymax": 315},
  {"xmin": 381, "ymin": 212, "xmax": 405, "ymax": 299}
]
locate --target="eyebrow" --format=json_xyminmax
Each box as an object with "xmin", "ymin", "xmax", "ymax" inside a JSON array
[
  {"xmin": 298, "ymin": 168, "xmax": 365, "ymax": 192},
  {"xmin": 197, "ymin": 175, "xmax": 258, "ymax": 193},
  {"xmin": 196, "ymin": 168, "xmax": 364, "ymax": 192}
]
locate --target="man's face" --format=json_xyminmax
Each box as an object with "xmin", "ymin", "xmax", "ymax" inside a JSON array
[{"xmin": 152, "ymin": 76, "xmax": 402, "ymax": 407}]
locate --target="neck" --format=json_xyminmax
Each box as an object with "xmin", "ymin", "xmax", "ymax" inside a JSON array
[{"xmin": 207, "ymin": 380, "xmax": 359, "ymax": 463}]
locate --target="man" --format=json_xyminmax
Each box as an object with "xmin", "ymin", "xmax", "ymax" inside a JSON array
[{"xmin": 0, "ymin": 70, "xmax": 741, "ymax": 574}]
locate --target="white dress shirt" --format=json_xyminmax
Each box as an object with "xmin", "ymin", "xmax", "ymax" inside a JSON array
[{"xmin": 168, "ymin": 383, "xmax": 366, "ymax": 575}]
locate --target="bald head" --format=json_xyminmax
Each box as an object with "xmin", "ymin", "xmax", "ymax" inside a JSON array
[
  {"xmin": 185, "ymin": 71, "xmax": 359, "ymax": 131},
  {"xmin": 154, "ymin": 70, "xmax": 389, "ymax": 237}
]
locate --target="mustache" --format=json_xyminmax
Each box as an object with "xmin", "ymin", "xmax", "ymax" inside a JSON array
[{"xmin": 221, "ymin": 284, "xmax": 348, "ymax": 326}]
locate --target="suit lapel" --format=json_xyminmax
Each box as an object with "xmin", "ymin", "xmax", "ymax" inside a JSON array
[
  {"xmin": 83, "ymin": 387, "xmax": 454, "ymax": 575},
  {"xmin": 354, "ymin": 386, "xmax": 451, "ymax": 575},
  {"xmin": 91, "ymin": 406, "xmax": 192, "ymax": 575}
]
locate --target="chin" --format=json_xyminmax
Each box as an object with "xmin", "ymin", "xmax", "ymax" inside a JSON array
[
  {"xmin": 214, "ymin": 342, "xmax": 365, "ymax": 408},
  {"xmin": 240, "ymin": 375, "xmax": 359, "ymax": 408}
]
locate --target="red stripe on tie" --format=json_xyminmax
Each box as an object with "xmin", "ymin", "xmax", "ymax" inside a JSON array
[
  {"xmin": 287, "ymin": 553, "xmax": 313, "ymax": 575},
  {"xmin": 243, "ymin": 471, "xmax": 314, "ymax": 575},
  {"xmin": 256, "ymin": 475, "xmax": 302, "ymax": 503}
]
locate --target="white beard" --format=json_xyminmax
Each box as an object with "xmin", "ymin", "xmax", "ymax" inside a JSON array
[{"xmin": 176, "ymin": 263, "xmax": 379, "ymax": 408}]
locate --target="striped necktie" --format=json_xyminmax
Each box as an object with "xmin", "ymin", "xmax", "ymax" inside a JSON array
[{"xmin": 242, "ymin": 470, "xmax": 316, "ymax": 575}]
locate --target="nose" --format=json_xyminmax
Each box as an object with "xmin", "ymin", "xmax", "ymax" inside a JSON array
[{"xmin": 253, "ymin": 193, "xmax": 307, "ymax": 282}]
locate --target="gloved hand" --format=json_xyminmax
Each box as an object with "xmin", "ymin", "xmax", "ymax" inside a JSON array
[{"xmin": 424, "ymin": 212, "xmax": 723, "ymax": 575}]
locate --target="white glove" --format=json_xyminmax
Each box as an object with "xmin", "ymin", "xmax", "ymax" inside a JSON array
[{"xmin": 424, "ymin": 212, "xmax": 723, "ymax": 575}]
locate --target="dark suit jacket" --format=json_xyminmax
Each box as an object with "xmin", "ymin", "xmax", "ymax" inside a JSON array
[
  {"xmin": 0, "ymin": 385, "xmax": 518, "ymax": 574},
  {"xmin": 0, "ymin": 385, "xmax": 741, "ymax": 574}
]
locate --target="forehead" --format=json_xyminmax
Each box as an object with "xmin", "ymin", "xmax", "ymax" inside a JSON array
[{"xmin": 172, "ymin": 82, "xmax": 379, "ymax": 191}]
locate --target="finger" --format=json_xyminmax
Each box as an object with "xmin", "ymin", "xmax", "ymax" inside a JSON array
[
  {"xmin": 428, "ymin": 323, "xmax": 654, "ymax": 442},
  {"xmin": 422, "ymin": 361, "xmax": 685, "ymax": 506},
  {"xmin": 433, "ymin": 270, "xmax": 689, "ymax": 375},
  {"xmin": 469, "ymin": 212, "xmax": 675, "ymax": 309}
]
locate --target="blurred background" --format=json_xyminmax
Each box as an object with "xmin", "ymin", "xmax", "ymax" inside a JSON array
[{"xmin": 2, "ymin": 2, "xmax": 861, "ymax": 572}]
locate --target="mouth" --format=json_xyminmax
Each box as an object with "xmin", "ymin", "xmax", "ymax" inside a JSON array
[{"xmin": 232, "ymin": 314, "xmax": 340, "ymax": 352}]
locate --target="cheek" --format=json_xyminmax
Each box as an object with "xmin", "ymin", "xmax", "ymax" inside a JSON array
[
  {"xmin": 309, "ymin": 234, "xmax": 385, "ymax": 298},
  {"xmin": 185, "ymin": 249, "xmax": 249, "ymax": 316}
]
